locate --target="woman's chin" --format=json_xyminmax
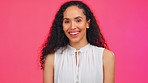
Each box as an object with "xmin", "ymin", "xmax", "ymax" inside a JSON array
[{"xmin": 69, "ymin": 38, "xmax": 80, "ymax": 44}]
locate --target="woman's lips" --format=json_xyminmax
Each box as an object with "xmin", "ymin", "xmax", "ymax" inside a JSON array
[{"xmin": 69, "ymin": 31, "xmax": 80, "ymax": 38}]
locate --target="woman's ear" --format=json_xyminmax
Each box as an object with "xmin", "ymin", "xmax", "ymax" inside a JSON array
[{"xmin": 86, "ymin": 19, "xmax": 90, "ymax": 29}]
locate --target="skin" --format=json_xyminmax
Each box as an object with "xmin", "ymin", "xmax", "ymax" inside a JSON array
[
  {"xmin": 43, "ymin": 6, "xmax": 115, "ymax": 83},
  {"xmin": 62, "ymin": 6, "xmax": 90, "ymax": 49}
]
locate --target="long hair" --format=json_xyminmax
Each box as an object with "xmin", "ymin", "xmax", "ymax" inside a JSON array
[{"xmin": 40, "ymin": 1, "xmax": 108, "ymax": 69}]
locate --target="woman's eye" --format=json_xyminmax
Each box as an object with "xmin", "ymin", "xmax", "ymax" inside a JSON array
[
  {"xmin": 64, "ymin": 20, "xmax": 70, "ymax": 24},
  {"xmin": 76, "ymin": 19, "xmax": 82, "ymax": 23}
]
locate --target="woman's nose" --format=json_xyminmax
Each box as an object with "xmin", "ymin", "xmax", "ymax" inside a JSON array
[{"xmin": 70, "ymin": 21, "xmax": 76, "ymax": 30}]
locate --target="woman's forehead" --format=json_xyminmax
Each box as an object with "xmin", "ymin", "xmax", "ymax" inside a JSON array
[{"xmin": 63, "ymin": 6, "xmax": 86, "ymax": 19}]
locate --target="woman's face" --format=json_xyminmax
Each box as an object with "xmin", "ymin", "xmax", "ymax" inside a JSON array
[{"xmin": 63, "ymin": 6, "xmax": 90, "ymax": 44}]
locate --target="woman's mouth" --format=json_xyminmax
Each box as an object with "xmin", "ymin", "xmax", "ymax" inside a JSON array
[{"xmin": 69, "ymin": 31, "xmax": 80, "ymax": 38}]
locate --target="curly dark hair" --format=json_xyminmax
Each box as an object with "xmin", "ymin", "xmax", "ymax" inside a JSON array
[{"xmin": 40, "ymin": 1, "xmax": 108, "ymax": 69}]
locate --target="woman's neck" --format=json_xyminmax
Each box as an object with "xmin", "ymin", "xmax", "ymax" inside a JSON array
[{"xmin": 69, "ymin": 41, "xmax": 88, "ymax": 50}]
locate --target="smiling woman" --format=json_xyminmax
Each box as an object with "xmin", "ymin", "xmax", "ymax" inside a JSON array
[
  {"xmin": 40, "ymin": 1, "xmax": 115, "ymax": 83},
  {"xmin": 62, "ymin": 6, "xmax": 90, "ymax": 48}
]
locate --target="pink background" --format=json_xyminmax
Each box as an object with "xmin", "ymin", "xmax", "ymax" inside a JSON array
[{"xmin": 0, "ymin": 0, "xmax": 148, "ymax": 83}]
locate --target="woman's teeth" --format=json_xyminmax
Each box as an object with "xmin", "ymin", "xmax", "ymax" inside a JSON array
[{"xmin": 69, "ymin": 32, "xmax": 79, "ymax": 35}]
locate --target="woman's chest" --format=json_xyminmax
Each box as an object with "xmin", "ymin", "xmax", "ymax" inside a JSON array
[{"xmin": 54, "ymin": 53, "xmax": 103, "ymax": 83}]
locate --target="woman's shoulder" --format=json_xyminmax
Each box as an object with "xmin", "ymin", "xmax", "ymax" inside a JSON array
[
  {"xmin": 103, "ymin": 49, "xmax": 115, "ymax": 60},
  {"xmin": 91, "ymin": 45, "xmax": 114, "ymax": 56},
  {"xmin": 102, "ymin": 48, "xmax": 115, "ymax": 67},
  {"xmin": 44, "ymin": 53, "xmax": 54, "ymax": 67}
]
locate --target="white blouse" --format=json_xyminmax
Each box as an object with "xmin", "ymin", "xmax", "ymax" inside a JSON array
[{"xmin": 54, "ymin": 43, "xmax": 105, "ymax": 83}]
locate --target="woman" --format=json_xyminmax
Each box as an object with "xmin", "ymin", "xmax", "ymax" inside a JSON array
[{"xmin": 40, "ymin": 1, "xmax": 115, "ymax": 83}]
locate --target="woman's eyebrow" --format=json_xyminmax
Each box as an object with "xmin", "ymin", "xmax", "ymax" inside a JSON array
[
  {"xmin": 63, "ymin": 18, "xmax": 69, "ymax": 20},
  {"xmin": 63, "ymin": 16, "xmax": 83, "ymax": 20},
  {"xmin": 75, "ymin": 16, "xmax": 83, "ymax": 19}
]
